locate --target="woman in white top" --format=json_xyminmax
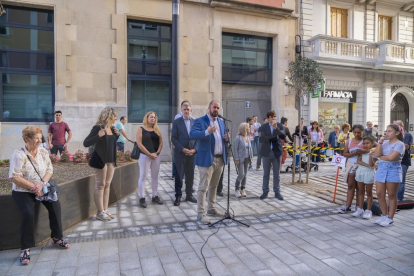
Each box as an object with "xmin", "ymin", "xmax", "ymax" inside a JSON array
[
  {"xmin": 233, "ymin": 122, "xmax": 253, "ymax": 198},
  {"xmin": 373, "ymin": 124, "xmax": 405, "ymax": 227},
  {"xmin": 309, "ymin": 121, "xmax": 324, "ymax": 162},
  {"xmin": 9, "ymin": 127, "xmax": 69, "ymax": 265}
]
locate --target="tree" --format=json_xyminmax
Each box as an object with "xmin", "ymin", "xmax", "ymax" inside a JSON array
[{"xmin": 284, "ymin": 57, "xmax": 323, "ymax": 183}]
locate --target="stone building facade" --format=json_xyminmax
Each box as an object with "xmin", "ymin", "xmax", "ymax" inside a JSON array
[
  {"xmin": 300, "ymin": 0, "xmax": 414, "ymax": 138},
  {"xmin": 0, "ymin": 0, "xmax": 298, "ymax": 160}
]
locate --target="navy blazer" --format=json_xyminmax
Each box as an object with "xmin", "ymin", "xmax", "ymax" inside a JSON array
[
  {"xmin": 328, "ymin": 131, "xmax": 339, "ymax": 147},
  {"xmin": 189, "ymin": 114, "xmax": 227, "ymax": 167},
  {"xmin": 171, "ymin": 116, "xmax": 196, "ymax": 157},
  {"xmin": 259, "ymin": 123, "xmax": 286, "ymax": 157}
]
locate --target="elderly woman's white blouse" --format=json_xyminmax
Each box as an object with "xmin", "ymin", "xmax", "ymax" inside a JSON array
[{"xmin": 9, "ymin": 147, "xmax": 53, "ymax": 192}]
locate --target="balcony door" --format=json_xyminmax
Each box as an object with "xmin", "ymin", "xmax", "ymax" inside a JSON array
[{"xmin": 331, "ymin": 7, "xmax": 348, "ymax": 38}]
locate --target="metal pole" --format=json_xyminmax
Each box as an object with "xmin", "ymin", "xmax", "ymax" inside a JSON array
[
  {"xmin": 172, "ymin": 0, "xmax": 180, "ymax": 121},
  {"xmin": 292, "ymin": 134, "xmax": 296, "ymax": 184},
  {"xmin": 306, "ymin": 136, "xmax": 311, "ymax": 184},
  {"xmin": 297, "ymin": 94, "xmax": 303, "ymax": 183}
]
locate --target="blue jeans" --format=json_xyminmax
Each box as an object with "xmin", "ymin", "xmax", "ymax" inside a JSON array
[
  {"xmin": 116, "ymin": 142, "xmax": 125, "ymax": 152},
  {"xmin": 397, "ymin": 164, "xmax": 409, "ymax": 201},
  {"xmin": 253, "ymin": 136, "xmax": 260, "ymax": 156}
]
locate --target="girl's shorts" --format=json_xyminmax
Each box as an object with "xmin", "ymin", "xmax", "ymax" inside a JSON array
[
  {"xmin": 374, "ymin": 162, "xmax": 402, "ymax": 183},
  {"xmin": 355, "ymin": 169, "xmax": 374, "ymax": 184}
]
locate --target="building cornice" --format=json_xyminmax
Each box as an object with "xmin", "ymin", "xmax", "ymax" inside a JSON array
[{"xmin": 208, "ymin": 0, "xmax": 296, "ymax": 19}]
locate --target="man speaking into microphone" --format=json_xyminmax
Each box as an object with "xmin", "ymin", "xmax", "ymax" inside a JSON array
[
  {"xmin": 260, "ymin": 110, "xmax": 286, "ymax": 200},
  {"xmin": 190, "ymin": 100, "xmax": 230, "ymax": 225}
]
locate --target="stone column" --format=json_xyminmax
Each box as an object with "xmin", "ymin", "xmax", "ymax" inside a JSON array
[
  {"xmin": 382, "ymin": 83, "xmax": 392, "ymax": 132},
  {"xmin": 364, "ymin": 82, "xmax": 374, "ymax": 124}
]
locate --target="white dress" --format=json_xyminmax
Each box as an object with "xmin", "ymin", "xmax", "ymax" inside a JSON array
[{"xmin": 355, "ymin": 154, "xmax": 375, "ymax": 184}]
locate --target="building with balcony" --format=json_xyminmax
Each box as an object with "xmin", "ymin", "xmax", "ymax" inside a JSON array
[
  {"xmin": 0, "ymin": 0, "xmax": 298, "ymax": 160},
  {"xmin": 301, "ymin": 0, "xmax": 414, "ymax": 136}
]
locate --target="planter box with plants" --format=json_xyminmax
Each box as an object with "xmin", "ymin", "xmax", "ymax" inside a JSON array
[{"xmin": 0, "ymin": 150, "xmax": 139, "ymax": 250}]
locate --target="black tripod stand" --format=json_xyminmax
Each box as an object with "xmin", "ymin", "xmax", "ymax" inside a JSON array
[{"xmin": 211, "ymin": 121, "xmax": 249, "ymax": 228}]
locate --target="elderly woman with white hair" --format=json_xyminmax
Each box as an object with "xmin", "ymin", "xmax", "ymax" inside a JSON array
[{"xmin": 233, "ymin": 122, "xmax": 253, "ymax": 198}]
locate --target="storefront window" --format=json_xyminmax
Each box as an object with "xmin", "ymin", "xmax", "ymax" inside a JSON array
[
  {"xmin": 0, "ymin": 6, "xmax": 54, "ymax": 122},
  {"xmin": 127, "ymin": 20, "xmax": 172, "ymax": 123},
  {"xmin": 318, "ymin": 103, "xmax": 349, "ymax": 139},
  {"xmin": 222, "ymin": 33, "xmax": 272, "ymax": 85}
]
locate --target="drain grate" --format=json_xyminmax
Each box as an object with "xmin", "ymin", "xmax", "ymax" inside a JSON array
[{"xmin": 64, "ymin": 207, "xmax": 339, "ymax": 244}]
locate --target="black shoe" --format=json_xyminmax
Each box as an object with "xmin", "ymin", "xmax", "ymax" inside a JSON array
[
  {"xmin": 139, "ymin": 198, "xmax": 147, "ymax": 208},
  {"xmin": 185, "ymin": 195, "xmax": 197, "ymax": 203},
  {"xmin": 174, "ymin": 197, "xmax": 181, "ymax": 206},
  {"xmin": 260, "ymin": 193, "xmax": 268, "ymax": 200},
  {"xmin": 152, "ymin": 196, "xmax": 164, "ymax": 205},
  {"xmin": 217, "ymin": 192, "xmax": 224, "ymax": 197},
  {"xmin": 275, "ymin": 193, "xmax": 284, "ymax": 200}
]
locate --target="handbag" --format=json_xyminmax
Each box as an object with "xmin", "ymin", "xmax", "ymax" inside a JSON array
[
  {"xmin": 24, "ymin": 149, "xmax": 59, "ymax": 194},
  {"xmin": 131, "ymin": 142, "xmax": 140, "ymax": 160}
]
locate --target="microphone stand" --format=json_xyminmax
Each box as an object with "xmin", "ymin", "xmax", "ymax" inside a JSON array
[{"xmin": 211, "ymin": 119, "xmax": 250, "ymax": 228}]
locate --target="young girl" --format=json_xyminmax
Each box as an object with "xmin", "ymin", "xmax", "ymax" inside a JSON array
[
  {"xmin": 337, "ymin": 124, "xmax": 369, "ymax": 213},
  {"xmin": 353, "ymin": 136, "xmax": 376, "ymax": 219},
  {"xmin": 373, "ymin": 124, "xmax": 405, "ymax": 227}
]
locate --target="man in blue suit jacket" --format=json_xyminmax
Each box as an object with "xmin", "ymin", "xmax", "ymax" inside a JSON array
[
  {"xmin": 189, "ymin": 100, "xmax": 229, "ymax": 225},
  {"xmin": 171, "ymin": 102, "xmax": 197, "ymax": 206}
]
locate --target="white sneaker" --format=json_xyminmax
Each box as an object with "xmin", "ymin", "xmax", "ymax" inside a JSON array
[
  {"xmin": 375, "ymin": 215, "xmax": 387, "ymax": 225},
  {"xmin": 235, "ymin": 190, "xmax": 241, "ymax": 198},
  {"xmin": 352, "ymin": 207, "xmax": 364, "ymax": 218},
  {"xmin": 362, "ymin": 210, "xmax": 372, "ymax": 220},
  {"xmin": 380, "ymin": 216, "xmax": 394, "ymax": 227},
  {"xmin": 241, "ymin": 190, "xmax": 247, "ymax": 197},
  {"xmin": 336, "ymin": 206, "xmax": 351, "ymax": 214},
  {"xmin": 96, "ymin": 211, "xmax": 111, "ymax": 221}
]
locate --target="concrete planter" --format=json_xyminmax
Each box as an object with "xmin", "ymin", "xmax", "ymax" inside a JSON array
[{"xmin": 0, "ymin": 162, "xmax": 138, "ymax": 250}]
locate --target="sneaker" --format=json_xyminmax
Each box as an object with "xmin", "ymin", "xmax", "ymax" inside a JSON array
[
  {"xmin": 207, "ymin": 209, "xmax": 224, "ymax": 217},
  {"xmin": 255, "ymin": 167, "xmax": 261, "ymax": 171},
  {"xmin": 241, "ymin": 190, "xmax": 247, "ymax": 197},
  {"xmin": 139, "ymin": 198, "xmax": 147, "ymax": 208},
  {"xmin": 380, "ymin": 216, "xmax": 394, "ymax": 227},
  {"xmin": 375, "ymin": 215, "xmax": 387, "ymax": 225},
  {"xmin": 197, "ymin": 215, "xmax": 211, "ymax": 225},
  {"xmin": 96, "ymin": 211, "xmax": 111, "ymax": 221},
  {"xmin": 362, "ymin": 210, "xmax": 372, "ymax": 220},
  {"xmin": 352, "ymin": 207, "xmax": 364, "ymax": 218},
  {"xmin": 249, "ymin": 165, "xmax": 253, "ymax": 172},
  {"xmin": 104, "ymin": 210, "xmax": 114, "ymax": 219},
  {"xmin": 152, "ymin": 196, "xmax": 164, "ymax": 205},
  {"xmin": 336, "ymin": 206, "xmax": 351, "ymax": 214},
  {"xmin": 235, "ymin": 190, "xmax": 241, "ymax": 198}
]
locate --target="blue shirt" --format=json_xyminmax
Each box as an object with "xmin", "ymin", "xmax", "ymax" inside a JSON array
[
  {"xmin": 183, "ymin": 117, "xmax": 191, "ymax": 134},
  {"xmin": 115, "ymin": 121, "xmax": 125, "ymax": 143},
  {"xmin": 269, "ymin": 123, "xmax": 273, "ymax": 149}
]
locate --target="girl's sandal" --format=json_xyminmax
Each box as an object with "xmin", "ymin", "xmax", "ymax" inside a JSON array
[
  {"xmin": 20, "ymin": 249, "xmax": 30, "ymax": 265},
  {"xmin": 52, "ymin": 238, "xmax": 70, "ymax": 249}
]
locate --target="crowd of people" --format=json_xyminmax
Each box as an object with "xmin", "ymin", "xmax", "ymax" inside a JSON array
[{"xmin": 8, "ymin": 101, "xmax": 411, "ymax": 265}]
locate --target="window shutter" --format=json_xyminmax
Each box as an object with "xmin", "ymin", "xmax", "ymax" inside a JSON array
[
  {"xmin": 331, "ymin": 8, "xmax": 337, "ymax": 37},
  {"xmin": 330, "ymin": 7, "xmax": 348, "ymax": 38},
  {"xmin": 378, "ymin": 15, "xmax": 392, "ymax": 41},
  {"xmin": 341, "ymin": 9, "xmax": 348, "ymax": 38}
]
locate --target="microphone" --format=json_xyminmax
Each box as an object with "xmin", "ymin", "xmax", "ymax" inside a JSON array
[{"xmin": 218, "ymin": 114, "xmax": 232, "ymax": 122}]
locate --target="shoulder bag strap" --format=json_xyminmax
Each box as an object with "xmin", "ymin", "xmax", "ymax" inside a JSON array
[{"xmin": 21, "ymin": 147, "xmax": 43, "ymax": 181}]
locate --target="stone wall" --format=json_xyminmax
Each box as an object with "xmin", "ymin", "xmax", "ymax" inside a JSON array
[{"xmin": 0, "ymin": 0, "xmax": 297, "ymax": 160}]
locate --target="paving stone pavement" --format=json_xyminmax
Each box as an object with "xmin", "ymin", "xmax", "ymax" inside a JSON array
[{"xmin": 1, "ymin": 157, "xmax": 413, "ymax": 276}]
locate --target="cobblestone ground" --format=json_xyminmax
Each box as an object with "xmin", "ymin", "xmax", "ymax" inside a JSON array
[{"xmin": 1, "ymin": 157, "xmax": 413, "ymax": 276}]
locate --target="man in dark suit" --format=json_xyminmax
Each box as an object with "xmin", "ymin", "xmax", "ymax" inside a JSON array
[
  {"xmin": 260, "ymin": 110, "xmax": 286, "ymax": 200},
  {"xmin": 190, "ymin": 100, "xmax": 229, "ymax": 225},
  {"xmin": 171, "ymin": 102, "xmax": 197, "ymax": 206}
]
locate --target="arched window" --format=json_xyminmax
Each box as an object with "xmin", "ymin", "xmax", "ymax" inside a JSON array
[{"xmin": 391, "ymin": 93, "xmax": 409, "ymax": 127}]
